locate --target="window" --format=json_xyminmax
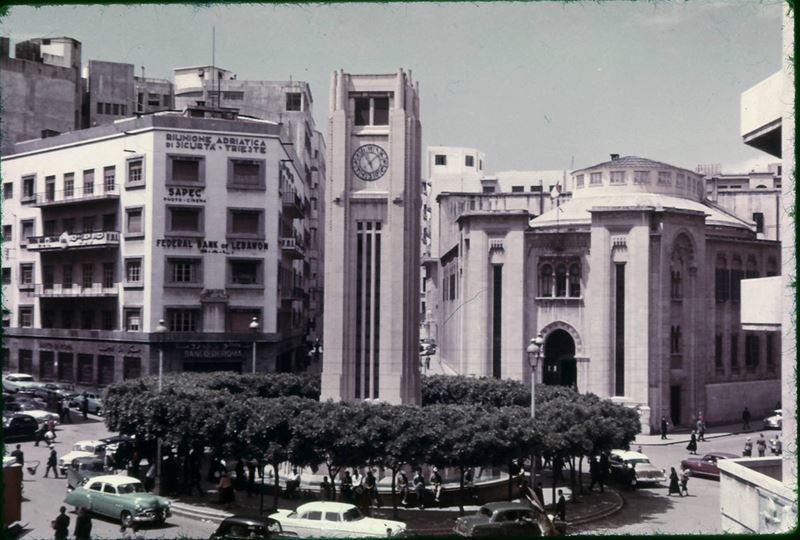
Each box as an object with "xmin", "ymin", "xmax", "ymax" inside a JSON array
[
  {"xmin": 96, "ymin": 102, "xmax": 103, "ymax": 114},
  {"xmin": 83, "ymin": 169, "xmax": 95, "ymax": 196},
  {"xmin": 610, "ymin": 171, "xmax": 625, "ymax": 184},
  {"xmin": 112, "ymin": 103, "xmax": 120, "ymax": 115},
  {"xmin": 228, "ymin": 259, "xmax": 263, "ymax": 286},
  {"xmin": 63, "ymin": 264, "xmax": 73, "ymax": 289},
  {"xmin": 167, "ymin": 258, "xmax": 202, "ymax": 284},
  {"xmin": 373, "ymin": 97, "xmax": 389, "ymax": 125},
  {"xmin": 434, "ymin": 154, "xmax": 447, "ymax": 166},
  {"xmin": 658, "ymin": 171, "xmax": 672, "ymax": 185},
  {"xmin": 539, "ymin": 264, "xmax": 553, "ymax": 297},
  {"xmin": 125, "ymin": 207, "xmax": 143, "ymax": 237},
  {"xmin": 286, "ymin": 92, "xmax": 302, "ymax": 111},
  {"xmin": 568, "ymin": 263, "xmax": 581, "ymax": 297},
  {"xmin": 228, "ymin": 209, "xmax": 263, "ymax": 237},
  {"xmin": 222, "ymin": 91, "xmax": 244, "ymax": 101},
  {"xmin": 2, "ymin": 224, "xmax": 11, "ymax": 242},
  {"xmin": 670, "ymin": 326, "xmax": 682, "ymax": 354},
  {"xmin": 22, "ymin": 175, "xmax": 35, "ymax": 201},
  {"xmin": 19, "ymin": 263, "xmax": 33, "ymax": 287},
  {"xmin": 103, "ymin": 166, "xmax": 115, "ymax": 191},
  {"xmin": 64, "ymin": 173, "xmax": 74, "ymax": 198},
  {"xmin": 714, "ymin": 334, "xmax": 723, "ymax": 370},
  {"xmin": 634, "ymin": 170, "xmax": 650, "ymax": 184},
  {"xmin": 228, "ymin": 159, "xmax": 265, "ymax": 189},
  {"xmin": 167, "ymin": 308, "xmax": 200, "ymax": 332},
  {"xmin": 125, "ymin": 258, "xmax": 142, "ymax": 284},
  {"xmin": 2, "ymin": 267, "xmax": 10, "ymax": 285},
  {"xmin": 715, "ymin": 256, "xmax": 729, "ymax": 302},
  {"xmin": 753, "ymin": 212, "xmax": 764, "ymax": 233},
  {"xmin": 102, "ymin": 262, "xmax": 115, "ymax": 288},
  {"xmin": 167, "ymin": 207, "xmax": 203, "ymax": 234},
  {"xmin": 465, "ymin": 155, "xmax": 474, "ymax": 167},
  {"xmin": 82, "ymin": 263, "xmax": 94, "ymax": 289},
  {"xmin": 354, "ymin": 97, "xmax": 370, "ymax": 125},
  {"xmin": 43, "ymin": 265, "xmax": 54, "ymax": 289},
  {"xmin": 168, "ymin": 156, "xmax": 203, "ymax": 185},
  {"xmin": 670, "ymin": 270, "xmax": 682, "ymax": 299},
  {"xmin": 102, "ymin": 213, "xmax": 116, "ymax": 232},
  {"xmin": 227, "ymin": 308, "xmax": 262, "ymax": 332},
  {"xmin": 353, "ymin": 95, "xmax": 390, "ymax": 126},
  {"xmin": 19, "ymin": 307, "xmax": 33, "ymax": 328},
  {"xmin": 730, "ymin": 333, "xmax": 739, "ymax": 371},
  {"xmin": 590, "ymin": 172, "xmax": 602, "ymax": 185},
  {"xmin": 766, "ymin": 333, "xmax": 776, "ymax": 370},
  {"xmin": 126, "ymin": 157, "xmax": 144, "ymax": 188},
  {"xmin": 449, "ymin": 274, "xmax": 456, "ymax": 301},
  {"xmin": 529, "ymin": 185, "xmax": 542, "ymax": 192},
  {"xmin": 124, "ymin": 308, "xmax": 141, "ymax": 332},
  {"xmin": 44, "ymin": 219, "xmax": 56, "ymax": 236},
  {"xmin": 3, "ymin": 182, "xmax": 12, "ymax": 199},
  {"xmin": 555, "ymin": 264, "xmax": 567, "ymax": 297},
  {"xmin": 482, "ymin": 186, "xmax": 495, "ymax": 194},
  {"xmin": 511, "ymin": 185, "xmax": 524, "ymax": 193},
  {"xmin": 20, "ymin": 220, "xmax": 34, "ymax": 245},
  {"xmin": 575, "ymin": 174, "xmax": 584, "ymax": 188},
  {"xmin": 731, "ymin": 258, "xmax": 743, "ymax": 303},
  {"xmin": 745, "ymin": 334, "xmax": 759, "ymax": 371},
  {"xmin": 101, "ymin": 310, "xmax": 115, "ymax": 330},
  {"xmin": 82, "ymin": 216, "xmax": 95, "ymax": 233}
]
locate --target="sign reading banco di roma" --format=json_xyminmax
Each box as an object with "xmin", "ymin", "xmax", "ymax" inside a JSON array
[{"xmin": 165, "ymin": 132, "xmax": 268, "ymax": 154}]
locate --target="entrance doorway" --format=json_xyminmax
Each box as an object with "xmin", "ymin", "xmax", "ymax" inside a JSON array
[
  {"xmin": 670, "ymin": 385, "xmax": 682, "ymax": 426},
  {"xmin": 542, "ymin": 329, "xmax": 577, "ymax": 388}
]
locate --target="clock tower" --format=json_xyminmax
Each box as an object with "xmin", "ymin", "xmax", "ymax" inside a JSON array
[{"xmin": 321, "ymin": 69, "xmax": 422, "ymax": 405}]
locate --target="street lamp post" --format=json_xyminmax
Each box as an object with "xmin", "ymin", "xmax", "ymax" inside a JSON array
[
  {"xmin": 154, "ymin": 319, "xmax": 167, "ymax": 495},
  {"xmin": 249, "ymin": 317, "xmax": 259, "ymax": 374},
  {"xmin": 526, "ymin": 332, "xmax": 544, "ymax": 496}
]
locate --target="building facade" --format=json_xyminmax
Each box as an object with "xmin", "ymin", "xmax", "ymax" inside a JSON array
[
  {"xmin": 1, "ymin": 108, "xmax": 313, "ymax": 385},
  {"xmin": 432, "ymin": 154, "xmax": 780, "ymax": 432},
  {"xmin": 320, "ymin": 69, "xmax": 422, "ymax": 404}
]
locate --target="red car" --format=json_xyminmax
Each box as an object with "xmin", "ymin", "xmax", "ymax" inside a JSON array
[{"xmin": 680, "ymin": 452, "xmax": 738, "ymax": 479}]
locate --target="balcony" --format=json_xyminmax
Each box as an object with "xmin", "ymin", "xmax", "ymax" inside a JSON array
[
  {"xmin": 282, "ymin": 190, "xmax": 305, "ymax": 219},
  {"xmin": 741, "ymin": 71, "xmax": 783, "ymax": 158},
  {"xmin": 279, "ymin": 237, "xmax": 305, "ymax": 259},
  {"xmin": 27, "ymin": 231, "xmax": 120, "ymax": 252},
  {"xmin": 28, "ymin": 284, "xmax": 119, "ymax": 297},
  {"xmin": 34, "ymin": 183, "xmax": 120, "ymax": 207}
]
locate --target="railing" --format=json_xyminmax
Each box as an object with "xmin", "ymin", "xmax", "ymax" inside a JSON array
[
  {"xmin": 34, "ymin": 183, "xmax": 119, "ymax": 206},
  {"xmin": 28, "ymin": 284, "xmax": 119, "ymax": 297},
  {"xmin": 26, "ymin": 231, "xmax": 120, "ymax": 251},
  {"xmin": 279, "ymin": 237, "xmax": 305, "ymax": 259},
  {"xmin": 282, "ymin": 190, "xmax": 305, "ymax": 218}
]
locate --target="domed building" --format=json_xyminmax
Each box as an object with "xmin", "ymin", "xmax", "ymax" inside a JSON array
[{"xmin": 434, "ymin": 154, "xmax": 780, "ymax": 433}]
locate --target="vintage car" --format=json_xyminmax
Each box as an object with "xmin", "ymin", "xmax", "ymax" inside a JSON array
[
  {"xmin": 71, "ymin": 393, "xmax": 103, "ymax": 415},
  {"xmin": 454, "ymin": 502, "xmax": 548, "ymax": 537},
  {"xmin": 2, "ymin": 373, "xmax": 44, "ymax": 393},
  {"xmin": 64, "ymin": 475, "xmax": 170, "ymax": 526},
  {"xmin": 680, "ymin": 452, "xmax": 739, "ymax": 479},
  {"xmin": 763, "ymin": 410, "xmax": 783, "ymax": 430},
  {"xmin": 210, "ymin": 516, "xmax": 299, "ymax": 539},
  {"xmin": 270, "ymin": 502, "xmax": 406, "ymax": 538},
  {"xmin": 2, "ymin": 413, "xmax": 40, "ymax": 440},
  {"xmin": 609, "ymin": 450, "xmax": 666, "ymax": 486},
  {"xmin": 23, "ymin": 409, "xmax": 60, "ymax": 426},
  {"xmin": 66, "ymin": 456, "xmax": 107, "ymax": 492},
  {"xmin": 59, "ymin": 440, "xmax": 107, "ymax": 475}
]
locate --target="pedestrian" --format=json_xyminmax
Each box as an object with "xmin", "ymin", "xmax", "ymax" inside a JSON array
[
  {"xmin": 44, "ymin": 426, "xmax": 57, "ymax": 445},
  {"xmin": 668, "ymin": 467, "xmax": 681, "ymax": 496},
  {"xmin": 430, "ymin": 466, "xmax": 443, "ymax": 503},
  {"xmin": 365, "ymin": 469, "xmax": 380, "ymax": 507},
  {"xmin": 680, "ymin": 468, "xmax": 690, "ymax": 497},
  {"xmin": 757, "ymin": 433, "xmax": 767, "ymax": 457},
  {"xmin": 743, "ymin": 437, "xmax": 753, "ymax": 457},
  {"xmin": 74, "ymin": 507, "xmax": 92, "ymax": 540},
  {"xmin": 465, "ymin": 467, "xmax": 477, "ymax": 501},
  {"xmin": 189, "ymin": 463, "xmax": 205, "ymax": 497},
  {"xmin": 555, "ymin": 489, "xmax": 566, "ymax": 521},
  {"xmin": 742, "ymin": 407, "xmax": 751, "ymax": 430},
  {"xmin": 62, "ymin": 397, "xmax": 72, "ymax": 424},
  {"xmin": 661, "ymin": 416, "xmax": 669, "ymax": 440},
  {"xmin": 120, "ymin": 523, "xmax": 138, "ymax": 539},
  {"xmin": 34, "ymin": 423, "xmax": 47, "ymax": 446},
  {"xmin": 234, "ymin": 458, "xmax": 246, "ymax": 492},
  {"xmin": 246, "ymin": 459, "xmax": 256, "ymax": 497},
  {"xmin": 320, "ymin": 476, "xmax": 333, "ymax": 501},
  {"xmin": 686, "ymin": 431, "xmax": 698, "ymax": 455},
  {"xmin": 775, "ymin": 435, "xmax": 783, "ymax": 455},
  {"xmin": 696, "ymin": 414, "xmax": 706, "ymax": 442},
  {"xmin": 397, "ymin": 470, "xmax": 409, "ymax": 506},
  {"xmin": 599, "ymin": 452, "xmax": 609, "ymax": 487},
  {"xmin": 588, "ymin": 456, "xmax": 600, "ymax": 492},
  {"xmin": 413, "ymin": 469, "xmax": 426, "ymax": 509},
  {"xmin": 352, "ymin": 468, "xmax": 364, "ymax": 507},
  {"xmin": 145, "ymin": 460, "xmax": 156, "ymax": 492},
  {"xmin": 341, "ymin": 470, "xmax": 353, "ymax": 503},
  {"xmin": 625, "ymin": 464, "xmax": 637, "ymax": 491},
  {"xmin": 517, "ymin": 472, "xmax": 530, "ymax": 501},
  {"xmin": 11, "ymin": 444, "xmax": 24, "ymax": 466},
  {"xmin": 44, "ymin": 445, "xmax": 59, "ymax": 478},
  {"xmin": 130, "ymin": 450, "xmax": 141, "ymax": 479},
  {"xmin": 534, "ymin": 482, "xmax": 545, "ymax": 507},
  {"xmin": 218, "ymin": 470, "xmax": 235, "ymax": 505},
  {"xmin": 52, "ymin": 506, "xmax": 70, "ymax": 540}
]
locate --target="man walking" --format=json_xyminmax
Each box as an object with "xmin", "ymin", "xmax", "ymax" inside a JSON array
[
  {"xmin": 34, "ymin": 422, "xmax": 47, "ymax": 447},
  {"xmin": 696, "ymin": 414, "xmax": 706, "ymax": 442},
  {"xmin": 11, "ymin": 444, "xmax": 24, "ymax": 466},
  {"xmin": 44, "ymin": 445, "xmax": 59, "ymax": 478},
  {"xmin": 660, "ymin": 416, "xmax": 669, "ymax": 440},
  {"xmin": 555, "ymin": 489, "xmax": 566, "ymax": 522},
  {"xmin": 81, "ymin": 393, "xmax": 89, "ymax": 420},
  {"xmin": 74, "ymin": 507, "xmax": 92, "ymax": 540},
  {"xmin": 61, "ymin": 397, "xmax": 72, "ymax": 424},
  {"xmin": 52, "ymin": 506, "xmax": 70, "ymax": 540},
  {"xmin": 757, "ymin": 433, "xmax": 768, "ymax": 457},
  {"xmin": 742, "ymin": 407, "xmax": 751, "ymax": 430}
]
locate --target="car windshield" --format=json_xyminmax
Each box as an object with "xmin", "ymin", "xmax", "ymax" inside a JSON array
[
  {"xmin": 479, "ymin": 507, "xmax": 493, "ymax": 518},
  {"xmin": 341, "ymin": 508, "xmax": 364, "ymax": 522},
  {"xmin": 116, "ymin": 482, "xmax": 145, "ymax": 494},
  {"xmin": 627, "ymin": 458, "xmax": 651, "ymax": 465},
  {"xmin": 14, "ymin": 376, "xmax": 35, "ymax": 382}
]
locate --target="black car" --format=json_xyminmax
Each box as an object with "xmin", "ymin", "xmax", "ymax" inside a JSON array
[
  {"xmin": 2, "ymin": 413, "xmax": 40, "ymax": 440},
  {"xmin": 66, "ymin": 456, "xmax": 107, "ymax": 492},
  {"xmin": 211, "ymin": 516, "xmax": 298, "ymax": 539},
  {"xmin": 453, "ymin": 502, "xmax": 546, "ymax": 537}
]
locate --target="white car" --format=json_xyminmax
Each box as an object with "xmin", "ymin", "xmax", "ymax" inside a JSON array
[
  {"xmin": 2, "ymin": 373, "xmax": 44, "ymax": 393},
  {"xmin": 763, "ymin": 409, "xmax": 782, "ymax": 430},
  {"xmin": 270, "ymin": 502, "xmax": 406, "ymax": 538},
  {"xmin": 59, "ymin": 440, "xmax": 107, "ymax": 475},
  {"xmin": 609, "ymin": 449, "xmax": 667, "ymax": 485},
  {"xmin": 24, "ymin": 410, "xmax": 60, "ymax": 427},
  {"xmin": 71, "ymin": 393, "xmax": 103, "ymax": 415}
]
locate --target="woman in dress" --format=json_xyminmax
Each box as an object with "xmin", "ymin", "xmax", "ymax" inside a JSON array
[
  {"xmin": 668, "ymin": 467, "xmax": 682, "ymax": 496},
  {"xmin": 686, "ymin": 431, "xmax": 698, "ymax": 455}
]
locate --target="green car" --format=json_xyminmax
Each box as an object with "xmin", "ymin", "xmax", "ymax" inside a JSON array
[{"xmin": 64, "ymin": 475, "xmax": 171, "ymax": 526}]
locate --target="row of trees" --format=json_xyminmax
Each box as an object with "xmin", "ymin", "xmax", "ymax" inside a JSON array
[{"xmin": 104, "ymin": 374, "xmax": 640, "ymax": 515}]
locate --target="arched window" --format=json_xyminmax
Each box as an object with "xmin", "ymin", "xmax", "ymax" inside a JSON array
[
  {"xmin": 539, "ymin": 264, "xmax": 553, "ymax": 297},
  {"xmin": 746, "ymin": 256, "xmax": 759, "ymax": 279},
  {"xmin": 568, "ymin": 263, "xmax": 581, "ymax": 297},
  {"xmin": 555, "ymin": 264, "xmax": 567, "ymax": 297},
  {"xmin": 715, "ymin": 254, "xmax": 729, "ymax": 302},
  {"xmin": 731, "ymin": 256, "xmax": 743, "ymax": 303}
]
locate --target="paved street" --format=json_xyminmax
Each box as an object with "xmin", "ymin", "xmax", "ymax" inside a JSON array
[
  {"xmin": 573, "ymin": 429, "xmax": 777, "ymax": 535},
  {"xmin": 10, "ymin": 415, "xmax": 217, "ymax": 540}
]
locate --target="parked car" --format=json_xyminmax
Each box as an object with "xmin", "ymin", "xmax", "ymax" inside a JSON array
[
  {"xmin": 609, "ymin": 450, "xmax": 666, "ymax": 486},
  {"xmin": 2, "ymin": 373, "xmax": 44, "ymax": 393},
  {"xmin": 270, "ymin": 502, "xmax": 406, "ymax": 538},
  {"xmin": 680, "ymin": 452, "xmax": 739, "ymax": 479},
  {"xmin": 59, "ymin": 440, "xmax": 107, "ymax": 475},
  {"xmin": 71, "ymin": 393, "xmax": 103, "ymax": 415},
  {"xmin": 100, "ymin": 434, "xmax": 135, "ymax": 456},
  {"xmin": 763, "ymin": 410, "xmax": 783, "ymax": 430},
  {"xmin": 64, "ymin": 475, "xmax": 170, "ymax": 526},
  {"xmin": 211, "ymin": 516, "xmax": 298, "ymax": 539},
  {"xmin": 2, "ymin": 413, "xmax": 40, "ymax": 440},
  {"xmin": 23, "ymin": 410, "xmax": 60, "ymax": 427},
  {"xmin": 66, "ymin": 456, "xmax": 107, "ymax": 492},
  {"xmin": 420, "ymin": 338, "xmax": 437, "ymax": 357},
  {"xmin": 453, "ymin": 502, "xmax": 548, "ymax": 537}
]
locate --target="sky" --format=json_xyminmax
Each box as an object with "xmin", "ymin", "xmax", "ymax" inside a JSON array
[{"xmin": 0, "ymin": 1, "xmax": 785, "ymax": 176}]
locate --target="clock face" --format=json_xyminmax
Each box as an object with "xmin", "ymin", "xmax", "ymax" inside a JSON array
[{"xmin": 352, "ymin": 144, "xmax": 389, "ymax": 181}]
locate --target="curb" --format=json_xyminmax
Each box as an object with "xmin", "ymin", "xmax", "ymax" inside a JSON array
[
  {"xmin": 636, "ymin": 430, "xmax": 742, "ymax": 447},
  {"xmin": 567, "ymin": 490, "xmax": 625, "ymax": 527},
  {"xmin": 169, "ymin": 502, "xmax": 233, "ymax": 524}
]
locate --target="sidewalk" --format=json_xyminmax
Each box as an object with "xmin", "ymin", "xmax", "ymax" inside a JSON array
[{"xmin": 634, "ymin": 419, "xmax": 768, "ymax": 447}]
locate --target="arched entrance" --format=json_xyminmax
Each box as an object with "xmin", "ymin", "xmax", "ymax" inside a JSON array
[{"xmin": 543, "ymin": 329, "xmax": 577, "ymax": 388}]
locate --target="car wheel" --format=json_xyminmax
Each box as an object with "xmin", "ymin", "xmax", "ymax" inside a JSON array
[
  {"xmin": 94, "ymin": 408, "xmax": 102, "ymax": 416},
  {"xmin": 120, "ymin": 511, "xmax": 133, "ymax": 528}
]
